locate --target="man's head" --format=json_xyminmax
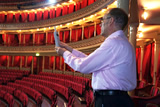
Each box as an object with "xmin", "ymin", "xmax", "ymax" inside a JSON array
[{"xmin": 100, "ymin": 8, "xmax": 128, "ymax": 37}]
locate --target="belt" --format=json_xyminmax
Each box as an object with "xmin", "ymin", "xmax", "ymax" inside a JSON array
[{"xmin": 94, "ymin": 90, "xmax": 127, "ymax": 96}]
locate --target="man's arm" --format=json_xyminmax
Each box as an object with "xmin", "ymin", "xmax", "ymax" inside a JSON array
[{"xmin": 58, "ymin": 42, "xmax": 87, "ymax": 57}]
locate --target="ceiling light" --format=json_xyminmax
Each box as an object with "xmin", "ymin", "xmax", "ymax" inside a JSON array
[
  {"xmin": 139, "ymin": 33, "xmax": 143, "ymax": 38},
  {"xmin": 142, "ymin": 11, "xmax": 148, "ymax": 20}
]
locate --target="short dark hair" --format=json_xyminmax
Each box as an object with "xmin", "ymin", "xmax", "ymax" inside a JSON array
[{"xmin": 108, "ymin": 8, "xmax": 128, "ymax": 30}]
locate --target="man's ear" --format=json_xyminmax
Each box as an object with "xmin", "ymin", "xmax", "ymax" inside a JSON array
[{"xmin": 108, "ymin": 17, "xmax": 114, "ymax": 25}]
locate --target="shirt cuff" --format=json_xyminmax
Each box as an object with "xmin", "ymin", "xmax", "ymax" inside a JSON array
[{"xmin": 63, "ymin": 51, "xmax": 71, "ymax": 61}]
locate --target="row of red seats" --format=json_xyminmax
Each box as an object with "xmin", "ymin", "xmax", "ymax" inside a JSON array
[
  {"xmin": 29, "ymin": 74, "xmax": 84, "ymax": 95},
  {"xmin": 15, "ymin": 80, "xmax": 57, "ymax": 105},
  {"xmin": 0, "ymin": 90, "xmax": 14, "ymax": 107},
  {"xmin": 132, "ymin": 82, "xmax": 160, "ymax": 107},
  {"xmin": 0, "ymin": 85, "xmax": 28, "ymax": 107},
  {"xmin": 0, "ymin": 69, "xmax": 30, "ymax": 76},
  {"xmin": 0, "ymin": 74, "xmax": 17, "ymax": 81},
  {"xmin": 0, "ymin": 71, "xmax": 23, "ymax": 78},
  {"xmin": 7, "ymin": 82, "xmax": 42, "ymax": 105},
  {"xmin": 14, "ymin": 89, "xmax": 28, "ymax": 107},
  {"xmin": 85, "ymin": 89, "xmax": 94, "ymax": 107},
  {"xmin": 22, "ymin": 77, "xmax": 69, "ymax": 100},
  {"xmin": 0, "ymin": 77, "xmax": 10, "ymax": 84},
  {"xmin": 39, "ymin": 72, "xmax": 91, "ymax": 87}
]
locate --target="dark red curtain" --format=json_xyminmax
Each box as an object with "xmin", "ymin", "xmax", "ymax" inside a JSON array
[
  {"xmin": 84, "ymin": 27, "xmax": 89, "ymax": 39},
  {"xmin": 22, "ymin": 56, "xmax": 26, "ymax": 67},
  {"xmin": 0, "ymin": 55, "xmax": 7, "ymax": 66},
  {"xmin": 27, "ymin": 56, "xmax": 32, "ymax": 67},
  {"xmin": 96, "ymin": 24, "xmax": 101, "ymax": 35},
  {"xmin": 62, "ymin": 6, "xmax": 68, "ymax": 16},
  {"xmin": 21, "ymin": 12, "xmax": 28, "ymax": 22},
  {"xmin": 29, "ymin": 12, "xmax": 35, "ymax": 22},
  {"xmin": 7, "ymin": 34, "xmax": 15, "ymax": 46},
  {"xmin": 71, "ymin": 29, "xmax": 77, "ymax": 42},
  {"xmin": 33, "ymin": 56, "xmax": 37, "ymax": 68},
  {"xmin": 48, "ymin": 32, "xmax": 54, "ymax": 44},
  {"xmin": 56, "ymin": 7, "xmax": 62, "ymax": 17},
  {"xmin": 64, "ymin": 31, "xmax": 70, "ymax": 43},
  {"xmin": 43, "ymin": 10, "xmax": 49, "ymax": 20},
  {"xmin": 151, "ymin": 43, "xmax": 155, "ymax": 79},
  {"xmin": 6, "ymin": 13, "xmax": 13, "ymax": 23},
  {"xmin": 77, "ymin": 28, "xmax": 82, "ymax": 41},
  {"xmin": 37, "ymin": 11, "xmax": 43, "ymax": 21},
  {"xmin": 35, "ymin": 34, "xmax": 39, "ymax": 45},
  {"xmin": 142, "ymin": 44, "xmax": 152, "ymax": 83},
  {"xmin": 157, "ymin": 49, "xmax": 160, "ymax": 78},
  {"xmin": 44, "ymin": 56, "xmax": 50, "ymax": 69},
  {"xmin": 38, "ymin": 56, "xmax": 43, "ymax": 73},
  {"xmin": 9, "ymin": 56, "xmax": 12, "ymax": 67},
  {"xmin": 136, "ymin": 48, "xmax": 141, "ymax": 80},
  {"xmin": 59, "ymin": 31, "xmax": 63, "ymax": 42},
  {"xmin": 50, "ymin": 56, "xmax": 54, "ymax": 69},
  {"xmin": 50, "ymin": 8, "xmax": 55, "ymax": 18},
  {"xmin": 39, "ymin": 33, "xmax": 45, "ymax": 45},
  {"xmin": 0, "ymin": 13, "xmax": 5, "ymax": 23},
  {"xmin": 0, "ymin": 35, "xmax": 4, "ymax": 45},
  {"xmin": 2, "ymin": 34, "xmax": 7, "ymax": 45},
  {"xmin": 89, "ymin": 26, "xmax": 94, "ymax": 38},
  {"xmin": 55, "ymin": 56, "xmax": 60, "ymax": 70},
  {"xmin": 25, "ymin": 34, "xmax": 31, "ymax": 46},
  {"xmin": 81, "ymin": 0, "xmax": 87, "ymax": 8},
  {"xmin": 14, "ymin": 56, "xmax": 20, "ymax": 67},
  {"xmin": 75, "ymin": 2, "xmax": 81, "ymax": 11},
  {"xmin": 88, "ymin": 0, "xmax": 94, "ymax": 5},
  {"xmin": 69, "ymin": 4, "xmax": 74, "ymax": 14},
  {"xmin": 15, "ymin": 13, "xmax": 20, "ymax": 23}
]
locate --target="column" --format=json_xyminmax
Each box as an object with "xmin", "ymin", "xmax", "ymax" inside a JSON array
[
  {"xmin": 31, "ymin": 56, "xmax": 34, "ymax": 74},
  {"xmin": 117, "ymin": 0, "xmax": 129, "ymax": 14},
  {"xmin": 42, "ymin": 56, "xmax": 44, "ymax": 72},
  {"xmin": 153, "ymin": 39, "xmax": 160, "ymax": 85},
  {"xmin": 20, "ymin": 56, "xmax": 22, "ymax": 69},
  {"xmin": 46, "ymin": 32, "xmax": 48, "ymax": 45},
  {"xmin": 19, "ymin": 33, "xmax": 21, "ymax": 45},
  {"xmin": 7, "ymin": 56, "xmax": 9, "ymax": 69},
  {"xmin": 129, "ymin": 24, "xmax": 138, "ymax": 50},
  {"xmin": 140, "ymin": 45, "xmax": 144, "ymax": 81},
  {"xmin": 69, "ymin": 28, "xmax": 72, "ymax": 42},
  {"xmin": 82, "ymin": 26, "xmax": 84, "ymax": 40},
  {"xmin": 117, "ymin": 0, "xmax": 130, "ymax": 36},
  {"xmin": 94, "ymin": 22, "xmax": 97, "ymax": 37},
  {"xmin": 33, "ymin": 33, "xmax": 35, "ymax": 45}
]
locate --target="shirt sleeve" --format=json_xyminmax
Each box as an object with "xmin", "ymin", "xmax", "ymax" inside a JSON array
[
  {"xmin": 72, "ymin": 49, "xmax": 87, "ymax": 58},
  {"xmin": 63, "ymin": 39, "xmax": 114, "ymax": 74}
]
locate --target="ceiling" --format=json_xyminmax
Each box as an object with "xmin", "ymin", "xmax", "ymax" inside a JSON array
[{"xmin": 137, "ymin": 0, "xmax": 160, "ymax": 41}]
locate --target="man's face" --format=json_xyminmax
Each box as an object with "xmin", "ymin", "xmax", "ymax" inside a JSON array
[{"xmin": 100, "ymin": 13, "xmax": 111, "ymax": 37}]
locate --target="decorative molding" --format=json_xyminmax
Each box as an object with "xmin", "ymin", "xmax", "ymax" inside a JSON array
[{"xmin": 0, "ymin": 0, "xmax": 114, "ymax": 30}]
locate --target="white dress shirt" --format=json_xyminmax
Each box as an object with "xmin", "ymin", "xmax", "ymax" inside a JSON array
[{"xmin": 63, "ymin": 30, "xmax": 137, "ymax": 91}]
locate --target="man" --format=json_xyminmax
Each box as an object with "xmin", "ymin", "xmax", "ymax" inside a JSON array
[{"xmin": 56, "ymin": 8, "xmax": 136, "ymax": 107}]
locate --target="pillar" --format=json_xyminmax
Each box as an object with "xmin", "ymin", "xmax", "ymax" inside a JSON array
[
  {"xmin": 117, "ymin": 0, "xmax": 130, "ymax": 36},
  {"xmin": 129, "ymin": 24, "xmax": 138, "ymax": 50},
  {"xmin": 140, "ymin": 45, "xmax": 144, "ymax": 81},
  {"xmin": 153, "ymin": 39, "xmax": 160, "ymax": 85}
]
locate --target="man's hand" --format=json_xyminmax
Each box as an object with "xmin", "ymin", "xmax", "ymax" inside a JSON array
[{"xmin": 55, "ymin": 47, "xmax": 67, "ymax": 56}]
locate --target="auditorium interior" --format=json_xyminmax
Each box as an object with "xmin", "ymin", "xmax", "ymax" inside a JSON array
[{"xmin": 0, "ymin": 0, "xmax": 160, "ymax": 107}]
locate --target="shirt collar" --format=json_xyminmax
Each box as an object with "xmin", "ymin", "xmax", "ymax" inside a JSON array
[{"xmin": 107, "ymin": 30, "xmax": 124, "ymax": 39}]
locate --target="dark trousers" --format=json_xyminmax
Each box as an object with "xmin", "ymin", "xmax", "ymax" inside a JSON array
[{"xmin": 94, "ymin": 90, "xmax": 134, "ymax": 107}]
